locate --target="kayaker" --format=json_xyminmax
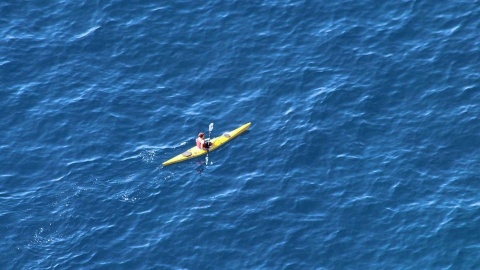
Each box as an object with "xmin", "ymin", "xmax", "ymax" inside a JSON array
[{"xmin": 196, "ymin": 132, "xmax": 212, "ymax": 150}]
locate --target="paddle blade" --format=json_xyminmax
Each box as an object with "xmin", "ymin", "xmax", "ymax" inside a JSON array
[{"xmin": 209, "ymin": 123, "xmax": 214, "ymax": 132}]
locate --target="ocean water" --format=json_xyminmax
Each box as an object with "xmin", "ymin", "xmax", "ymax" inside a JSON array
[{"xmin": 1, "ymin": 0, "xmax": 479, "ymax": 269}]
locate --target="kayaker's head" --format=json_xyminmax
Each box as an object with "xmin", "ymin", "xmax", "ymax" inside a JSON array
[{"xmin": 198, "ymin": 132, "xmax": 204, "ymax": 138}]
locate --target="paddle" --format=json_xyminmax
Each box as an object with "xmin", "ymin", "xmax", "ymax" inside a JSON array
[
  {"xmin": 206, "ymin": 123, "xmax": 213, "ymax": 164},
  {"xmin": 208, "ymin": 123, "xmax": 214, "ymax": 141}
]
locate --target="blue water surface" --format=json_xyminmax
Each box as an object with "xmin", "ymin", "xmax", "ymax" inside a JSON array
[{"xmin": 1, "ymin": 0, "xmax": 479, "ymax": 269}]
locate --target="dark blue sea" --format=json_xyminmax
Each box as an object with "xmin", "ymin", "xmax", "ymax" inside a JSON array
[{"xmin": 1, "ymin": 0, "xmax": 479, "ymax": 269}]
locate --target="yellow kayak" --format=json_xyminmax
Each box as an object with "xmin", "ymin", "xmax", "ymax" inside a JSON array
[{"xmin": 162, "ymin": 122, "xmax": 251, "ymax": 166}]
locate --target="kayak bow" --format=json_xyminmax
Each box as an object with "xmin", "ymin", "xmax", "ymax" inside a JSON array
[{"xmin": 162, "ymin": 122, "xmax": 251, "ymax": 166}]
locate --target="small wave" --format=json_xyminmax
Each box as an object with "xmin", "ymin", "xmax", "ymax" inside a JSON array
[
  {"xmin": 470, "ymin": 202, "xmax": 480, "ymax": 207},
  {"xmin": 73, "ymin": 26, "xmax": 100, "ymax": 40}
]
